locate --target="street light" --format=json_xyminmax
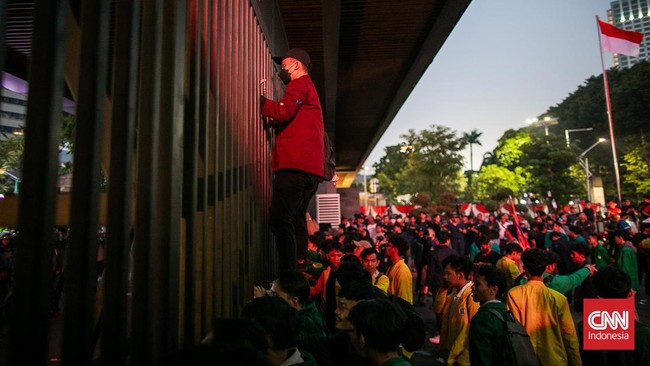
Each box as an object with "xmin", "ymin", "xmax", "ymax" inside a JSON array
[
  {"xmin": 0, "ymin": 168, "xmax": 21, "ymax": 194},
  {"xmin": 363, "ymin": 166, "xmax": 368, "ymax": 211},
  {"xmin": 526, "ymin": 116, "xmax": 559, "ymax": 136},
  {"xmin": 578, "ymin": 138, "xmax": 607, "ymax": 202},
  {"xmin": 565, "ymin": 127, "xmax": 593, "ymax": 147}
]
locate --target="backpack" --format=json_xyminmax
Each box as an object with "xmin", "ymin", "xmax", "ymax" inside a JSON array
[
  {"xmin": 387, "ymin": 295, "xmax": 425, "ymax": 352},
  {"xmin": 487, "ymin": 309, "xmax": 540, "ymax": 366},
  {"xmin": 323, "ymin": 132, "xmax": 336, "ymax": 181}
]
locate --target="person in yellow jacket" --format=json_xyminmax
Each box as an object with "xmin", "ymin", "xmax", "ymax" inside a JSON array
[
  {"xmin": 385, "ymin": 236, "xmax": 413, "ymax": 304},
  {"xmin": 360, "ymin": 247, "xmax": 390, "ymax": 294},
  {"xmin": 506, "ymin": 248, "xmax": 582, "ymax": 366},
  {"xmin": 495, "ymin": 242, "xmax": 523, "ymax": 291},
  {"xmin": 437, "ymin": 255, "xmax": 479, "ymax": 366}
]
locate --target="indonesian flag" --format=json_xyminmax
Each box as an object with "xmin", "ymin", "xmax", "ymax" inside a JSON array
[{"xmin": 598, "ymin": 19, "xmax": 644, "ymax": 57}]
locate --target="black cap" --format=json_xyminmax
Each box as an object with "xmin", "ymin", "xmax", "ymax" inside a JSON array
[{"xmin": 273, "ymin": 48, "xmax": 311, "ymax": 69}]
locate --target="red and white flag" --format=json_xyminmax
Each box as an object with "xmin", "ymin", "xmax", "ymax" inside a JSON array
[{"xmin": 598, "ymin": 19, "xmax": 644, "ymax": 57}]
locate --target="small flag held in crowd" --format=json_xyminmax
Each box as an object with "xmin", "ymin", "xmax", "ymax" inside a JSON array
[{"xmin": 597, "ymin": 19, "xmax": 644, "ymax": 57}]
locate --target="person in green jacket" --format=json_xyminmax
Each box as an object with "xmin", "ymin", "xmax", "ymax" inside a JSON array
[
  {"xmin": 469, "ymin": 265, "xmax": 513, "ymax": 366},
  {"xmin": 544, "ymin": 221, "xmax": 569, "ymax": 250},
  {"xmin": 514, "ymin": 251, "xmax": 596, "ymax": 295},
  {"xmin": 253, "ymin": 270, "xmax": 331, "ymax": 365},
  {"xmin": 614, "ymin": 230, "xmax": 640, "ymax": 293},
  {"xmin": 242, "ymin": 296, "xmax": 318, "ymax": 366},
  {"xmin": 588, "ymin": 233, "xmax": 612, "ymax": 271}
]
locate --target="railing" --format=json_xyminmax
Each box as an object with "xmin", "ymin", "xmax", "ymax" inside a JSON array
[{"xmin": 3, "ymin": 1, "xmax": 282, "ymax": 364}]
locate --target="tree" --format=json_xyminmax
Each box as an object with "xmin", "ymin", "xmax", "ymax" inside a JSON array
[
  {"xmin": 412, "ymin": 192, "xmax": 432, "ymax": 208},
  {"xmin": 397, "ymin": 125, "xmax": 467, "ymax": 196},
  {"xmin": 462, "ymin": 129, "xmax": 483, "ymax": 173},
  {"xmin": 544, "ymin": 61, "xmax": 650, "ymax": 199},
  {"xmin": 0, "ymin": 134, "xmax": 24, "ymax": 193},
  {"xmin": 519, "ymin": 134, "xmax": 582, "ymax": 203},
  {"xmin": 0, "ymin": 114, "xmax": 76, "ymax": 194},
  {"xmin": 372, "ymin": 143, "xmax": 412, "ymax": 200},
  {"xmin": 473, "ymin": 164, "xmax": 526, "ymax": 202},
  {"xmin": 437, "ymin": 191, "xmax": 457, "ymax": 215},
  {"xmin": 493, "ymin": 129, "xmax": 532, "ymax": 170},
  {"xmin": 621, "ymin": 133, "xmax": 650, "ymax": 194}
]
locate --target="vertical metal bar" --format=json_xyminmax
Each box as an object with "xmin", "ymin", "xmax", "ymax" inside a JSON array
[
  {"xmin": 240, "ymin": 0, "xmax": 248, "ymax": 309},
  {"xmin": 219, "ymin": 0, "xmax": 228, "ymax": 318},
  {"xmin": 240, "ymin": 0, "xmax": 247, "ymax": 305},
  {"xmin": 250, "ymin": 3, "xmax": 257, "ymax": 290},
  {"xmin": 210, "ymin": 0, "xmax": 220, "ymax": 324},
  {"xmin": 63, "ymin": 0, "xmax": 110, "ymax": 363},
  {"xmin": 131, "ymin": 0, "xmax": 163, "ymax": 364},
  {"xmin": 261, "ymin": 38, "xmax": 267, "ymax": 271},
  {"xmin": 223, "ymin": 0, "xmax": 233, "ymax": 317},
  {"xmin": 242, "ymin": 4, "xmax": 249, "ymax": 299},
  {"xmin": 231, "ymin": 0, "xmax": 241, "ymax": 314},
  {"xmin": 101, "ymin": 0, "xmax": 141, "ymax": 364},
  {"xmin": 202, "ymin": 0, "xmax": 214, "ymax": 336},
  {"xmin": 0, "ymin": 0, "xmax": 7, "ymax": 72},
  {"xmin": 7, "ymin": 1, "xmax": 69, "ymax": 364},
  {"xmin": 255, "ymin": 31, "xmax": 262, "ymax": 286},
  {"xmin": 182, "ymin": 0, "xmax": 199, "ymax": 347},
  {"xmin": 251, "ymin": 28, "xmax": 256, "ymax": 283},
  {"xmin": 267, "ymin": 50, "xmax": 275, "ymax": 276},
  {"xmin": 154, "ymin": 0, "xmax": 186, "ymax": 358},
  {"xmin": 198, "ymin": 0, "xmax": 210, "ymax": 336},
  {"xmin": 216, "ymin": 0, "xmax": 226, "ymax": 318},
  {"xmin": 257, "ymin": 38, "xmax": 264, "ymax": 281}
]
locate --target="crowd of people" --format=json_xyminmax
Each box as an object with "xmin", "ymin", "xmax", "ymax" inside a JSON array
[
  {"xmin": 199, "ymin": 196, "xmax": 650, "ymax": 366},
  {"xmin": 2, "ymin": 195, "xmax": 650, "ymax": 365},
  {"xmin": 0, "ymin": 226, "xmax": 105, "ymax": 339}
]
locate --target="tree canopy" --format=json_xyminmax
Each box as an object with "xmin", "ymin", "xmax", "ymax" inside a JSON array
[
  {"xmin": 475, "ymin": 61, "xmax": 650, "ymax": 202},
  {"xmin": 543, "ymin": 61, "xmax": 650, "ymax": 199},
  {"xmin": 397, "ymin": 125, "xmax": 466, "ymax": 196},
  {"xmin": 372, "ymin": 125, "xmax": 466, "ymax": 204},
  {"xmin": 0, "ymin": 114, "xmax": 75, "ymax": 194}
]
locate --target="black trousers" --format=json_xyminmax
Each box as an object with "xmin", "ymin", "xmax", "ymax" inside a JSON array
[{"xmin": 270, "ymin": 170, "xmax": 320, "ymax": 274}]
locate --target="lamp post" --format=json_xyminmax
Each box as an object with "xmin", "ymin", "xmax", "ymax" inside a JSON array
[
  {"xmin": 526, "ymin": 116, "xmax": 559, "ymax": 136},
  {"xmin": 370, "ymin": 178, "xmax": 379, "ymax": 207},
  {"xmin": 363, "ymin": 166, "xmax": 368, "ymax": 211},
  {"xmin": 0, "ymin": 169, "xmax": 21, "ymax": 194},
  {"xmin": 565, "ymin": 127, "xmax": 593, "ymax": 147},
  {"xmin": 578, "ymin": 138, "xmax": 606, "ymax": 202}
]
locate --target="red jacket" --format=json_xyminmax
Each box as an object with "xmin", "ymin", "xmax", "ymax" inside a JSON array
[{"xmin": 262, "ymin": 75, "xmax": 324, "ymax": 178}]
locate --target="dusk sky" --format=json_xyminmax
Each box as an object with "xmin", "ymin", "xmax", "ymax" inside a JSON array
[{"xmin": 363, "ymin": 0, "xmax": 617, "ymax": 172}]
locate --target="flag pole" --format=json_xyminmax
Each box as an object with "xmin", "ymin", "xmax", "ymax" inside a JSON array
[
  {"xmin": 508, "ymin": 196, "xmax": 530, "ymax": 249},
  {"xmin": 595, "ymin": 16, "xmax": 623, "ymax": 203}
]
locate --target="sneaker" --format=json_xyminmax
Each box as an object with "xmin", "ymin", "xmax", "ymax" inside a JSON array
[{"xmin": 428, "ymin": 335, "xmax": 440, "ymax": 344}]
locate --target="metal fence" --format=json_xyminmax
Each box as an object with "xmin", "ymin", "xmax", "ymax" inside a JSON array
[{"xmin": 2, "ymin": 0, "xmax": 283, "ymax": 364}]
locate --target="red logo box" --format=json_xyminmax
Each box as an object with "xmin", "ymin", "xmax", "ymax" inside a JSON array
[{"xmin": 583, "ymin": 298, "xmax": 635, "ymax": 350}]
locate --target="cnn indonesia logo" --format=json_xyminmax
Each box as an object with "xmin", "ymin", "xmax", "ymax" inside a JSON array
[{"xmin": 583, "ymin": 298, "xmax": 635, "ymax": 350}]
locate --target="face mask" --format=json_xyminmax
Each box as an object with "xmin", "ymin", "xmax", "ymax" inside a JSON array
[{"xmin": 279, "ymin": 62, "xmax": 296, "ymax": 84}]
